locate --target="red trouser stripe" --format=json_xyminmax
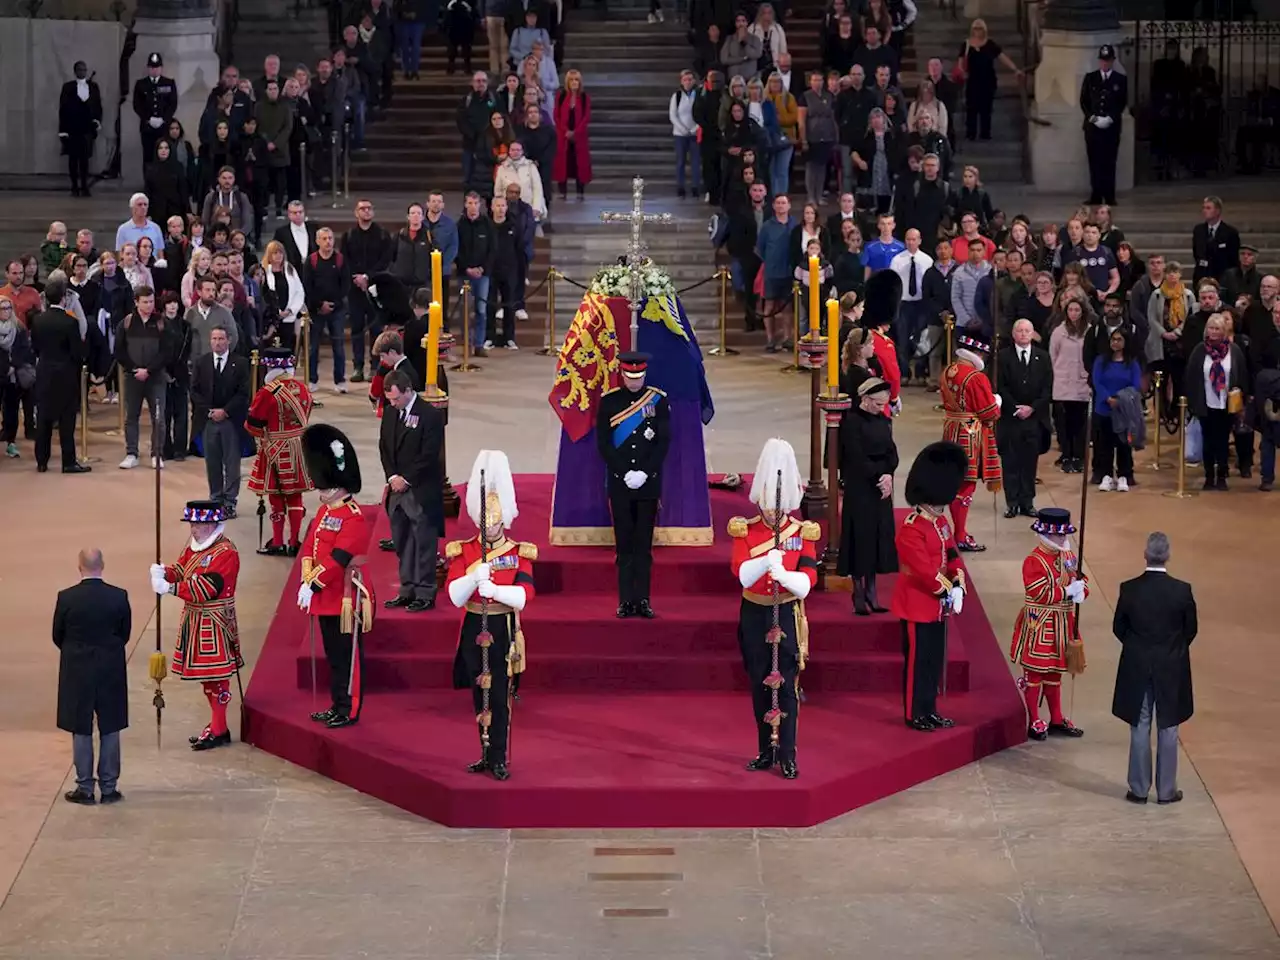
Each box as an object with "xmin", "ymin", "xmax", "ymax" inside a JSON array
[
  {"xmin": 347, "ymin": 627, "xmax": 363, "ymax": 720},
  {"xmin": 904, "ymin": 622, "xmax": 917, "ymax": 721}
]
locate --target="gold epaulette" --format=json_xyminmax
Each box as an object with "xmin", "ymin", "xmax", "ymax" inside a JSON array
[
  {"xmin": 904, "ymin": 511, "xmax": 920, "ymax": 525},
  {"xmin": 444, "ymin": 539, "xmax": 466, "ymax": 559},
  {"xmin": 800, "ymin": 521, "xmax": 821, "ymax": 542},
  {"xmin": 727, "ymin": 516, "xmax": 749, "ymax": 538},
  {"xmin": 649, "ymin": 386, "xmax": 667, "ymax": 397},
  {"xmin": 518, "ymin": 542, "xmax": 538, "ymax": 561}
]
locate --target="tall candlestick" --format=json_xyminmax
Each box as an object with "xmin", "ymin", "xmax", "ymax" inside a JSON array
[
  {"xmin": 826, "ymin": 298, "xmax": 839, "ymax": 393},
  {"xmin": 808, "ymin": 255, "xmax": 819, "ymax": 339},
  {"xmin": 426, "ymin": 301, "xmax": 442, "ymax": 388},
  {"xmin": 431, "ymin": 249, "xmax": 443, "ymax": 307}
]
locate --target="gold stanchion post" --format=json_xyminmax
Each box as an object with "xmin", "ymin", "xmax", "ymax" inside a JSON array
[
  {"xmin": 1162, "ymin": 397, "xmax": 1197, "ymax": 499},
  {"xmin": 537, "ymin": 267, "xmax": 557, "ymax": 356},
  {"xmin": 77, "ymin": 365, "xmax": 96, "ymax": 464},
  {"xmin": 452, "ymin": 281, "xmax": 481, "ymax": 372},
  {"xmin": 115, "ymin": 366, "xmax": 126, "ymax": 434},
  {"xmin": 1149, "ymin": 370, "xmax": 1164, "ymax": 470},
  {"xmin": 297, "ymin": 312, "xmax": 311, "ymax": 386},
  {"xmin": 709, "ymin": 268, "xmax": 739, "ymax": 357},
  {"xmin": 781, "ymin": 282, "xmax": 802, "ymax": 373}
]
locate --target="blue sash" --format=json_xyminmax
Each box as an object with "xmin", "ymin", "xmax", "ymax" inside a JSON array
[{"xmin": 610, "ymin": 388, "xmax": 655, "ymax": 449}]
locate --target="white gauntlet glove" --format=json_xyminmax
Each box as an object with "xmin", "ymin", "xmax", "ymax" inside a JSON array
[
  {"xmin": 151, "ymin": 574, "xmax": 171, "ymax": 596},
  {"xmin": 1066, "ymin": 579, "xmax": 1086, "ymax": 603},
  {"xmin": 1092, "ymin": 115, "xmax": 1113, "ymax": 129},
  {"xmin": 476, "ymin": 579, "xmax": 497, "ymax": 600},
  {"xmin": 948, "ymin": 585, "xmax": 965, "ymax": 615},
  {"xmin": 737, "ymin": 552, "xmax": 776, "ymax": 588},
  {"xmin": 773, "ymin": 568, "xmax": 813, "ymax": 601},
  {"xmin": 447, "ymin": 573, "xmax": 479, "ymax": 608},
  {"xmin": 994, "ymin": 394, "xmax": 1003, "ymax": 409},
  {"xmin": 296, "ymin": 583, "xmax": 313, "ymax": 612},
  {"xmin": 149, "ymin": 116, "xmax": 164, "ymax": 128},
  {"xmin": 624, "ymin": 470, "xmax": 647, "ymax": 489},
  {"xmin": 475, "ymin": 563, "xmax": 491, "ymax": 582}
]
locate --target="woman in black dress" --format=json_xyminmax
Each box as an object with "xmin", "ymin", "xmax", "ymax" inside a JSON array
[
  {"xmin": 956, "ymin": 19, "xmax": 1022, "ymax": 141},
  {"xmin": 837, "ymin": 377, "xmax": 899, "ymax": 614}
]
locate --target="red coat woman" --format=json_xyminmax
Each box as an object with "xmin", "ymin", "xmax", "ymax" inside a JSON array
[{"xmin": 552, "ymin": 70, "xmax": 593, "ymax": 196}]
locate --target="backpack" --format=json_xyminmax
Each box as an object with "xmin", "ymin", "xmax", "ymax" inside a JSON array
[
  {"xmin": 913, "ymin": 178, "xmax": 951, "ymax": 201},
  {"xmin": 308, "ymin": 250, "xmax": 344, "ymax": 270}
]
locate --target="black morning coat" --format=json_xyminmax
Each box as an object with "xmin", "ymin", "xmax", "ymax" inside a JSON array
[
  {"xmin": 379, "ymin": 393, "xmax": 445, "ymax": 531},
  {"xmin": 595, "ymin": 385, "xmax": 671, "ymax": 501},
  {"xmin": 1111, "ymin": 569, "xmax": 1198, "ymax": 728},
  {"xmin": 54, "ymin": 578, "xmax": 133, "ymax": 736}
]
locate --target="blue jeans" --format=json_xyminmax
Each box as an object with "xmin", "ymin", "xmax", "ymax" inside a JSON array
[
  {"xmin": 398, "ymin": 21, "xmax": 426, "ymax": 74},
  {"xmin": 464, "ymin": 274, "xmax": 489, "ymax": 351},
  {"xmin": 309, "ymin": 306, "xmax": 348, "ymax": 385},
  {"xmin": 770, "ymin": 143, "xmax": 794, "ymax": 198},
  {"xmin": 1260, "ymin": 426, "xmax": 1277, "ymax": 483},
  {"xmin": 729, "ymin": 258, "xmax": 746, "ymax": 293},
  {"xmin": 345, "ymin": 97, "xmax": 367, "ymax": 149},
  {"xmin": 675, "ymin": 135, "xmax": 701, "ymax": 192}
]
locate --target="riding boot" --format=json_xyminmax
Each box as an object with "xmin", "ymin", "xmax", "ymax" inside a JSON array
[{"xmin": 853, "ymin": 577, "xmax": 870, "ymax": 616}]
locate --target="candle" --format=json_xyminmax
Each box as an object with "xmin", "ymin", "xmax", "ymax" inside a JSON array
[
  {"xmin": 808, "ymin": 255, "xmax": 819, "ymax": 340},
  {"xmin": 426, "ymin": 301, "xmax": 442, "ymax": 388},
  {"xmin": 431, "ymin": 249, "xmax": 443, "ymax": 307},
  {"xmin": 826, "ymin": 298, "xmax": 839, "ymax": 393}
]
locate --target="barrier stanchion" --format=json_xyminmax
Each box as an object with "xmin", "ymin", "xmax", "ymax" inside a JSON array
[
  {"xmin": 299, "ymin": 142, "xmax": 309, "ymax": 199},
  {"xmin": 708, "ymin": 267, "xmax": 739, "ymax": 357},
  {"xmin": 452, "ymin": 281, "xmax": 481, "ymax": 373},
  {"xmin": 342, "ymin": 122, "xmax": 351, "ymax": 198},
  {"xmin": 1162, "ymin": 397, "xmax": 1197, "ymax": 499},
  {"xmin": 77, "ymin": 365, "xmax": 99, "ymax": 464},
  {"xmin": 935, "ymin": 311, "xmax": 955, "ymax": 411},
  {"xmin": 298, "ymin": 311, "xmax": 311, "ymax": 386},
  {"xmin": 113, "ymin": 366, "xmax": 126, "ymax": 435},
  {"xmin": 329, "ymin": 130, "xmax": 341, "ymax": 208},
  {"xmin": 1148, "ymin": 370, "xmax": 1165, "ymax": 471},
  {"xmin": 780, "ymin": 282, "xmax": 802, "ymax": 373},
  {"xmin": 536, "ymin": 267, "xmax": 557, "ymax": 356}
]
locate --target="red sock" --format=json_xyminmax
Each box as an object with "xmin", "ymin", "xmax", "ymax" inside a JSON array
[
  {"xmin": 286, "ymin": 494, "xmax": 305, "ymax": 545},
  {"xmin": 951, "ymin": 482, "xmax": 976, "ymax": 542},
  {"xmin": 1023, "ymin": 675, "xmax": 1044, "ymax": 731},
  {"xmin": 269, "ymin": 493, "xmax": 286, "ymax": 545},
  {"xmin": 198, "ymin": 682, "xmax": 215, "ymax": 736},
  {"xmin": 203, "ymin": 680, "xmax": 231, "ymax": 735},
  {"xmin": 1043, "ymin": 673, "xmax": 1065, "ymax": 724}
]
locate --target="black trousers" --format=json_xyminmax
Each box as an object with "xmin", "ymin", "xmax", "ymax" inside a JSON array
[
  {"xmin": 67, "ymin": 139, "xmax": 92, "ymax": 192},
  {"xmin": 1055, "ymin": 399, "xmax": 1089, "ymax": 461},
  {"xmin": 487, "ymin": 272, "xmax": 517, "ymax": 345},
  {"xmin": 1084, "ymin": 125, "xmax": 1120, "ymax": 204},
  {"xmin": 965, "ymin": 86, "xmax": 993, "ymax": 139},
  {"xmin": 1092, "ymin": 412, "xmax": 1133, "ymax": 481},
  {"xmin": 35, "ymin": 389, "xmax": 78, "ymax": 469},
  {"xmin": 1001, "ymin": 420, "xmax": 1040, "ymax": 509},
  {"xmin": 457, "ymin": 611, "xmax": 514, "ymax": 765},
  {"xmin": 1200, "ymin": 408, "xmax": 1232, "ymax": 480},
  {"xmin": 164, "ymin": 378, "xmax": 190, "ymax": 458},
  {"xmin": 319, "ymin": 614, "xmax": 364, "ymax": 720},
  {"xmin": 0, "ymin": 381, "xmax": 19, "ymax": 444},
  {"xmin": 611, "ymin": 495, "xmax": 658, "ymax": 605},
  {"xmin": 739, "ymin": 599, "xmax": 800, "ymax": 763},
  {"xmin": 902, "ymin": 619, "xmax": 946, "ymax": 721}
]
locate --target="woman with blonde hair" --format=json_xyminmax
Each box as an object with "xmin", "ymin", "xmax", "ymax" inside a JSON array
[
  {"xmin": 553, "ymin": 69, "xmax": 592, "ymax": 199},
  {"xmin": 261, "ymin": 239, "xmax": 304, "ymax": 351},
  {"xmin": 749, "ymin": 3, "xmax": 787, "ymax": 76},
  {"xmin": 180, "ymin": 246, "xmax": 214, "ymax": 306},
  {"xmin": 839, "ymin": 322, "xmax": 880, "ymax": 397},
  {"xmin": 765, "ymin": 71, "xmax": 798, "ymax": 197},
  {"xmin": 954, "ymin": 18, "xmax": 1022, "ymax": 141},
  {"xmin": 719, "ymin": 74, "xmax": 748, "ymax": 133},
  {"xmin": 907, "ymin": 79, "xmax": 949, "ymax": 137},
  {"xmin": 1048, "ymin": 295, "xmax": 1092, "ymax": 473}
]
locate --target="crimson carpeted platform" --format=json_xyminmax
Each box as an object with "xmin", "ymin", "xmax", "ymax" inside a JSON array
[{"xmin": 243, "ymin": 476, "xmax": 1026, "ymax": 828}]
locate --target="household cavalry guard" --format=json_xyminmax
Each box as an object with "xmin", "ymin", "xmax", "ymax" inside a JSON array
[
  {"xmin": 245, "ymin": 346, "xmax": 314, "ymax": 556},
  {"xmin": 445, "ymin": 451, "xmax": 536, "ymax": 782},
  {"xmin": 1010, "ymin": 507, "xmax": 1088, "ymax": 741},
  {"xmin": 296, "ymin": 424, "xmax": 375, "ymax": 729},
  {"xmin": 149, "ymin": 500, "xmax": 243, "ymax": 751},
  {"xmin": 728, "ymin": 439, "xmax": 819, "ymax": 781},
  {"xmin": 940, "ymin": 332, "xmax": 1001, "ymax": 552},
  {"xmin": 890, "ymin": 442, "xmax": 968, "ymax": 732}
]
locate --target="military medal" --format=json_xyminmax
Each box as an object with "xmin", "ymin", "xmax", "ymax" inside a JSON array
[{"xmin": 644, "ymin": 426, "xmax": 655, "ymax": 441}]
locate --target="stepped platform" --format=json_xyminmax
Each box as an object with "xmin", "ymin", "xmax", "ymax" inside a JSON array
[{"xmin": 243, "ymin": 475, "xmax": 1026, "ymax": 829}]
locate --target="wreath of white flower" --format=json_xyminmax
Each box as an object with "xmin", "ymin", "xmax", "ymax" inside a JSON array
[{"xmin": 588, "ymin": 262, "xmax": 676, "ymax": 299}]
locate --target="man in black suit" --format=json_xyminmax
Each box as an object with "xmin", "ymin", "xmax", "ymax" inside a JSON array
[
  {"xmin": 131, "ymin": 52, "xmax": 177, "ymax": 177},
  {"xmin": 54, "ymin": 548, "xmax": 132, "ymax": 805},
  {"xmin": 596, "ymin": 352, "xmax": 671, "ymax": 619},
  {"xmin": 997, "ymin": 318, "xmax": 1052, "ymax": 518},
  {"xmin": 190, "ymin": 325, "xmax": 251, "ymax": 517},
  {"xmin": 272, "ymin": 201, "xmax": 319, "ymax": 272},
  {"xmin": 58, "ymin": 61, "xmax": 103, "ymax": 198},
  {"xmin": 30, "ymin": 275, "xmax": 90, "ymax": 474},
  {"xmin": 1112, "ymin": 532, "xmax": 1198, "ymax": 805},
  {"xmin": 380, "ymin": 368, "xmax": 445, "ymax": 612},
  {"xmin": 724, "ymin": 182, "xmax": 768, "ymax": 331},
  {"xmin": 1079, "ymin": 45, "xmax": 1127, "ymax": 206},
  {"xmin": 1191, "ymin": 196, "xmax": 1242, "ymax": 285}
]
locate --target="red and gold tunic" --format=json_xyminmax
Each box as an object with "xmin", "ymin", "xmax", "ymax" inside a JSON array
[
  {"xmin": 1010, "ymin": 545, "xmax": 1088, "ymax": 673},
  {"xmin": 870, "ymin": 329, "xmax": 901, "ymax": 411},
  {"xmin": 245, "ymin": 376, "xmax": 314, "ymax": 496},
  {"xmin": 889, "ymin": 508, "xmax": 967, "ymax": 624},
  {"xmin": 300, "ymin": 498, "xmax": 371, "ymax": 617},
  {"xmin": 941, "ymin": 361, "xmax": 1001, "ymax": 487},
  {"xmin": 164, "ymin": 534, "xmax": 242, "ymax": 681},
  {"xmin": 445, "ymin": 536, "xmax": 537, "ymax": 683},
  {"xmin": 728, "ymin": 515, "xmax": 819, "ymax": 665}
]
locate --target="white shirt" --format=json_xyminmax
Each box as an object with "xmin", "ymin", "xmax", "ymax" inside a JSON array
[
  {"xmin": 1017, "ymin": 345, "xmax": 1031, "ymax": 364},
  {"xmin": 1145, "ymin": 566, "xmax": 1167, "ymax": 573},
  {"xmin": 212, "ymin": 351, "xmax": 228, "ymax": 374},
  {"xmin": 76, "ymin": 79, "xmax": 90, "ymax": 102},
  {"xmin": 888, "ymin": 249, "xmax": 933, "ymax": 302},
  {"xmin": 290, "ymin": 221, "xmax": 310, "ymax": 260},
  {"xmin": 748, "ymin": 101, "xmax": 764, "ymax": 126},
  {"xmin": 1203, "ymin": 349, "xmax": 1232, "ymax": 409}
]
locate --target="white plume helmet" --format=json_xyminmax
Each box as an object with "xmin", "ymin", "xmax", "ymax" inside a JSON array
[
  {"xmin": 749, "ymin": 438, "xmax": 803, "ymax": 514},
  {"xmin": 466, "ymin": 450, "xmax": 518, "ymax": 529}
]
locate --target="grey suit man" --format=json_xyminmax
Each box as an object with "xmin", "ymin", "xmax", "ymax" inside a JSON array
[
  {"xmin": 379, "ymin": 368, "xmax": 445, "ymax": 612},
  {"xmin": 1112, "ymin": 532, "xmax": 1198, "ymax": 805},
  {"xmin": 190, "ymin": 325, "xmax": 251, "ymax": 517},
  {"xmin": 54, "ymin": 548, "xmax": 132, "ymax": 805}
]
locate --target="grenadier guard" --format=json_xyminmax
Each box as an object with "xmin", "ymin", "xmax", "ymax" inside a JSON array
[
  {"xmin": 891, "ymin": 442, "xmax": 969, "ymax": 732},
  {"xmin": 1080, "ymin": 44, "xmax": 1128, "ymax": 207},
  {"xmin": 149, "ymin": 500, "xmax": 243, "ymax": 751},
  {"xmin": 445, "ymin": 451, "xmax": 536, "ymax": 782},
  {"xmin": 131, "ymin": 52, "xmax": 177, "ymax": 172},
  {"xmin": 1010, "ymin": 507, "xmax": 1088, "ymax": 740},
  {"xmin": 245, "ymin": 346, "xmax": 314, "ymax": 556},
  {"xmin": 596, "ymin": 351, "xmax": 671, "ymax": 619},
  {"xmin": 296, "ymin": 424, "xmax": 374, "ymax": 729},
  {"xmin": 864, "ymin": 270, "xmax": 903, "ymax": 414},
  {"xmin": 940, "ymin": 332, "xmax": 1001, "ymax": 552},
  {"xmin": 728, "ymin": 439, "xmax": 819, "ymax": 780}
]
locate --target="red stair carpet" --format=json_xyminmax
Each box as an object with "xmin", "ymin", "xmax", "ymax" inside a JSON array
[{"xmin": 243, "ymin": 476, "xmax": 1026, "ymax": 828}]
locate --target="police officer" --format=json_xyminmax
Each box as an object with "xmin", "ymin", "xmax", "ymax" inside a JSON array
[
  {"xmin": 132, "ymin": 52, "xmax": 178, "ymax": 175},
  {"xmin": 1079, "ymin": 44, "xmax": 1128, "ymax": 207},
  {"xmin": 595, "ymin": 352, "xmax": 670, "ymax": 619}
]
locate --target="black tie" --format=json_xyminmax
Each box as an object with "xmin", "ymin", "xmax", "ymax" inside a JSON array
[
  {"xmin": 1021, "ymin": 349, "xmax": 1029, "ymax": 367},
  {"xmin": 908, "ymin": 256, "xmax": 918, "ymax": 297},
  {"xmin": 215, "ymin": 356, "xmax": 224, "ymax": 376}
]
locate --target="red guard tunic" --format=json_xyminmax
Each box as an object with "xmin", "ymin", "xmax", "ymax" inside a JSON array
[
  {"xmin": 246, "ymin": 376, "xmax": 314, "ymax": 495},
  {"xmin": 870, "ymin": 329, "xmax": 901, "ymax": 411},
  {"xmin": 889, "ymin": 508, "xmax": 966, "ymax": 624},
  {"xmin": 1010, "ymin": 545, "xmax": 1088, "ymax": 674},
  {"xmin": 164, "ymin": 535, "xmax": 242, "ymax": 681},
  {"xmin": 940, "ymin": 362, "xmax": 1001, "ymax": 487},
  {"xmin": 301, "ymin": 498, "xmax": 370, "ymax": 616}
]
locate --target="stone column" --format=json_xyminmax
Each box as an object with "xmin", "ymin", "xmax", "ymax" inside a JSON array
[
  {"xmin": 123, "ymin": 0, "xmax": 220, "ymax": 188},
  {"xmin": 1028, "ymin": 0, "xmax": 1134, "ymax": 195}
]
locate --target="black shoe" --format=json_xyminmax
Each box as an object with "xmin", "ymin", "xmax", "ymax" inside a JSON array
[
  {"xmin": 745, "ymin": 752, "xmax": 774, "ymax": 771},
  {"xmin": 1260, "ymin": 481, "xmax": 1274, "ymax": 492},
  {"xmin": 852, "ymin": 579, "xmax": 870, "ymax": 616},
  {"xmin": 956, "ymin": 537, "xmax": 986, "ymax": 553},
  {"xmin": 865, "ymin": 578, "xmax": 888, "ymax": 613},
  {"xmin": 100, "ymin": 790, "xmax": 124, "ymax": 804},
  {"xmin": 62, "ymin": 463, "xmax": 92, "ymax": 474},
  {"xmin": 1157, "ymin": 790, "xmax": 1184, "ymax": 805},
  {"xmin": 1241, "ymin": 467, "xmax": 1252, "ymax": 479},
  {"xmin": 616, "ymin": 602, "xmax": 634, "ymax": 618},
  {"xmin": 1125, "ymin": 790, "xmax": 1148, "ymax": 804},
  {"xmin": 905, "ymin": 717, "xmax": 936, "ymax": 732},
  {"xmin": 350, "ymin": 371, "xmax": 366, "ymax": 383},
  {"xmin": 780, "ymin": 761, "xmax": 798, "ymax": 780},
  {"xmin": 406, "ymin": 597, "xmax": 435, "ymax": 612},
  {"xmin": 1020, "ymin": 505, "xmax": 1037, "ymax": 518},
  {"xmin": 635, "ymin": 600, "xmax": 656, "ymax": 619},
  {"xmin": 286, "ymin": 543, "xmax": 300, "ymax": 557},
  {"xmin": 224, "ymin": 505, "xmax": 237, "ymax": 519},
  {"xmin": 172, "ymin": 454, "xmax": 187, "ymax": 462},
  {"xmin": 1028, "ymin": 724, "xmax": 1049, "ymax": 741},
  {"xmin": 1202, "ymin": 479, "xmax": 1215, "ymax": 491},
  {"xmin": 1215, "ymin": 478, "xmax": 1228, "ymax": 491},
  {"xmin": 926, "ymin": 714, "xmax": 955, "ymax": 728},
  {"xmin": 1048, "ymin": 719, "xmax": 1085, "ymax": 738},
  {"xmin": 1053, "ymin": 455, "xmax": 1064, "ymax": 466},
  {"xmin": 37, "ymin": 463, "xmax": 48, "ymax": 473},
  {"xmin": 379, "ymin": 537, "xmax": 396, "ymax": 551},
  {"xmin": 490, "ymin": 762, "xmax": 510, "ymax": 781},
  {"xmin": 325, "ymin": 713, "xmax": 357, "ymax": 728},
  {"xmin": 191, "ymin": 730, "xmax": 232, "ymax": 751},
  {"xmin": 466, "ymin": 757, "xmax": 489, "ymax": 773},
  {"xmin": 64, "ymin": 789, "xmax": 96, "ymax": 805},
  {"xmin": 677, "ymin": 187, "xmax": 687, "ymax": 198},
  {"xmin": 1004, "ymin": 506, "xmax": 1019, "ymax": 519},
  {"xmin": 310, "ymin": 708, "xmax": 336, "ymax": 723},
  {"xmin": 257, "ymin": 542, "xmax": 288, "ymax": 556},
  {"xmin": 385, "ymin": 595, "xmax": 413, "ymax": 608}
]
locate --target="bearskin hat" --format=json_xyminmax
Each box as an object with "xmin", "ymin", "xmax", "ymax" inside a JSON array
[
  {"xmin": 302, "ymin": 423, "xmax": 362, "ymax": 494},
  {"xmin": 904, "ymin": 441, "xmax": 968, "ymax": 507},
  {"xmin": 861, "ymin": 269, "xmax": 902, "ymax": 330}
]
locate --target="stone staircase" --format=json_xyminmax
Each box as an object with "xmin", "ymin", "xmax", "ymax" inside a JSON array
[{"xmin": 228, "ymin": 0, "xmax": 330, "ymax": 75}]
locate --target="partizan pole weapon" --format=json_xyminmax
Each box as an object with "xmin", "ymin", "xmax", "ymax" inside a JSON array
[
  {"xmin": 764, "ymin": 469, "xmax": 785, "ymax": 767},
  {"xmin": 477, "ymin": 469, "xmax": 493, "ymax": 767},
  {"xmin": 148, "ymin": 414, "xmax": 168, "ymax": 747}
]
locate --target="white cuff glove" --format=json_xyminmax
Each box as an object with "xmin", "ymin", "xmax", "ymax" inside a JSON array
[
  {"xmin": 737, "ymin": 553, "xmax": 774, "ymax": 588},
  {"xmin": 624, "ymin": 470, "xmax": 647, "ymax": 489},
  {"xmin": 1093, "ymin": 115, "xmax": 1113, "ymax": 129},
  {"xmin": 994, "ymin": 394, "xmax": 1003, "ymax": 409},
  {"xmin": 773, "ymin": 568, "xmax": 813, "ymax": 601},
  {"xmin": 296, "ymin": 583, "xmax": 313, "ymax": 612},
  {"xmin": 948, "ymin": 585, "xmax": 965, "ymax": 615},
  {"xmin": 1066, "ymin": 579, "xmax": 1086, "ymax": 603},
  {"xmin": 149, "ymin": 116, "xmax": 164, "ymax": 128},
  {"xmin": 59, "ymin": 132, "xmax": 68, "ymax": 138},
  {"xmin": 476, "ymin": 579, "xmax": 497, "ymax": 600},
  {"xmin": 447, "ymin": 574, "xmax": 478, "ymax": 608},
  {"xmin": 150, "ymin": 563, "xmax": 166, "ymax": 580},
  {"xmin": 488, "ymin": 583, "xmax": 528, "ymax": 611},
  {"xmin": 475, "ymin": 562, "xmax": 491, "ymax": 582},
  {"xmin": 151, "ymin": 575, "xmax": 170, "ymax": 596}
]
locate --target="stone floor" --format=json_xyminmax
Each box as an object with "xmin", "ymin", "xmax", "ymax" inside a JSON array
[{"xmin": 2, "ymin": 182, "xmax": 1279, "ymax": 957}]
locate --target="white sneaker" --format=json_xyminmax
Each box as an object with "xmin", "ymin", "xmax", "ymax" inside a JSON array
[
  {"xmin": 108, "ymin": 392, "xmax": 119, "ymax": 405},
  {"xmin": 333, "ymin": 383, "xmax": 348, "ymax": 394},
  {"xmin": 647, "ymin": 11, "xmax": 657, "ymax": 21},
  {"xmin": 119, "ymin": 454, "xmax": 139, "ymax": 469},
  {"xmin": 504, "ymin": 341, "xmax": 520, "ymax": 350},
  {"xmin": 152, "ymin": 457, "xmax": 164, "ymax": 470},
  {"xmin": 515, "ymin": 309, "xmax": 529, "ymax": 321},
  {"xmin": 656, "ymin": 8, "xmax": 664, "ymax": 20},
  {"xmin": 495, "ymin": 308, "xmax": 504, "ymax": 320},
  {"xmin": 1116, "ymin": 477, "xmax": 1129, "ymax": 492},
  {"xmin": 1098, "ymin": 475, "xmax": 1114, "ymax": 492},
  {"xmin": 483, "ymin": 340, "xmax": 494, "ymax": 350}
]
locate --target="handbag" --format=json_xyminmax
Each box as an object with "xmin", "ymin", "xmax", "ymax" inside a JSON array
[
  {"xmin": 950, "ymin": 45, "xmax": 969, "ymax": 85},
  {"xmin": 16, "ymin": 363, "xmax": 36, "ymax": 391},
  {"xmin": 1227, "ymin": 386, "xmax": 1244, "ymax": 415}
]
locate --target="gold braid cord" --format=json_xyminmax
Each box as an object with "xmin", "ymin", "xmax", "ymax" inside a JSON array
[{"xmin": 762, "ymin": 472, "xmax": 787, "ymax": 750}]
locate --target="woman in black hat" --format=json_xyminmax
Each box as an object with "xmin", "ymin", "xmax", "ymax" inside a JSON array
[{"xmin": 837, "ymin": 377, "xmax": 899, "ymax": 615}]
